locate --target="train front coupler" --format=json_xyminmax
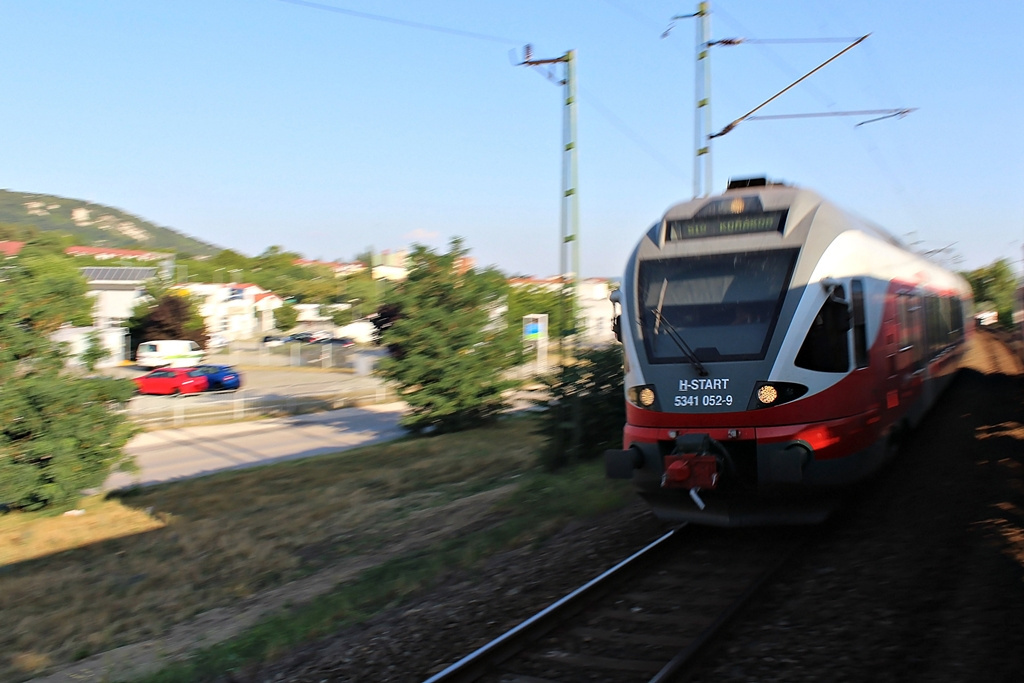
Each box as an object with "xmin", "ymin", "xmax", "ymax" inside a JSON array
[{"xmin": 661, "ymin": 434, "xmax": 734, "ymax": 510}]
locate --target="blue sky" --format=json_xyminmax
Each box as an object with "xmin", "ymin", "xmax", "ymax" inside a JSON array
[{"xmin": 2, "ymin": 1, "xmax": 1021, "ymax": 278}]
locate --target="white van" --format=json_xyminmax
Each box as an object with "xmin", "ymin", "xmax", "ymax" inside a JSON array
[{"xmin": 135, "ymin": 340, "xmax": 204, "ymax": 368}]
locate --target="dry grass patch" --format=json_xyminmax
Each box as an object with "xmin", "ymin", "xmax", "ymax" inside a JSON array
[
  {"xmin": 0, "ymin": 496, "xmax": 165, "ymax": 566},
  {"xmin": 0, "ymin": 417, "xmax": 545, "ymax": 682}
]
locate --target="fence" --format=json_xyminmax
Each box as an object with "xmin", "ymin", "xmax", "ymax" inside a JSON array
[
  {"xmin": 208, "ymin": 342, "xmax": 373, "ymax": 371},
  {"xmin": 123, "ymin": 383, "xmax": 398, "ymax": 429}
]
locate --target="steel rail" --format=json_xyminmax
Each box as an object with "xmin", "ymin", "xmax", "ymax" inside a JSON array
[
  {"xmin": 422, "ymin": 527, "xmax": 681, "ymax": 683},
  {"xmin": 648, "ymin": 544, "xmax": 798, "ymax": 682}
]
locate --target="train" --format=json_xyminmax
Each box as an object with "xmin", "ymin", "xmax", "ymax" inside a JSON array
[{"xmin": 605, "ymin": 178, "xmax": 972, "ymax": 525}]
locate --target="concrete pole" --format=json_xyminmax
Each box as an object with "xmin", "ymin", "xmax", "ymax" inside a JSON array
[{"xmin": 694, "ymin": 2, "xmax": 712, "ymax": 197}]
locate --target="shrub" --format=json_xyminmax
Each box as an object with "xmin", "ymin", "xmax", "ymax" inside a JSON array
[{"xmin": 536, "ymin": 346, "xmax": 624, "ymax": 471}]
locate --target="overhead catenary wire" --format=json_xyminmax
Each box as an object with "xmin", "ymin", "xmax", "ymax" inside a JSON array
[
  {"xmin": 714, "ymin": 2, "xmax": 930, "ymax": 250},
  {"xmin": 712, "ymin": 5, "xmax": 842, "ymax": 109},
  {"xmin": 277, "ymin": 0, "xmax": 686, "ymax": 199},
  {"xmin": 712, "ymin": 37, "xmax": 866, "ymax": 45},
  {"xmin": 710, "ymin": 34, "xmax": 870, "ymax": 138},
  {"xmin": 273, "ymin": 0, "xmax": 522, "ymax": 45},
  {"xmin": 747, "ymin": 108, "xmax": 917, "ymax": 126},
  {"xmin": 579, "ymin": 86, "xmax": 688, "ymax": 179},
  {"xmin": 597, "ymin": 0, "xmax": 665, "ymax": 33}
]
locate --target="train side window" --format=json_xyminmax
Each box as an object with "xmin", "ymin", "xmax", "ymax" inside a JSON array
[
  {"xmin": 951, "ymin": 296, "xmax": 964, "ymax": 339},
  {"xmin": 898, "ymin": 294, "xmax": 912, "ymax": 351},
  {"xmin": 924, "ymin": 295, "xmax": 942, "ymax": 358},
  {"xmin": 851, "ymin": 279, "xmax": 869, "ymax": 368},
  {"xmin": 940, "ymin": 296, "xmax": 953, "ymax": 345},
  {"xmin": 796, "ymin": 285, "xmax": 850, "ymax": 373}
]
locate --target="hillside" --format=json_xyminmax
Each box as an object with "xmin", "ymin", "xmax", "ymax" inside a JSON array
[{"xmin": 0, "ymin": 189, "xmax": 219, "ymax": 256}]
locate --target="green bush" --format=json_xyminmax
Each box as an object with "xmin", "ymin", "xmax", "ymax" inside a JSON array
[
  {"xmin": 0, "ymin": 247, "xmax": 138, "ymax": 511},
  {"xmin": 0, "ymin": 375, "xmax": 137, "ymax": 511},
  {"xmin": 536, "ymin": 346, "xmax": 625, "ymax": 471},
  {"xmin": 376, "ymin": 240, "xmax": 514, "ymax": 434},
  {"xmin": 80, "ymin": 330, "xmax": 110, "ymax": 371}
]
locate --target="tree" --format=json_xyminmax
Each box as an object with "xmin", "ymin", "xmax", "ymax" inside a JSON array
[
  {"xmin": 274, "ymin": 302, "xmax": 298, "ymax": 331},
  {"xmin": 341, "ymin": 274, "xmax": 382, "ymax": 315},
  {"xmin": 964, "ymin": 259, "xmax": 1018, "ymax": 328},
  {"xmin": 0, "ymin": 248, "xmax": 136, "ymax": 511},
  {"xmin": 371, "ymin": 303, "xmax": 402, "ymax": 349},
  {"xmin": 376, "ymin": 240, "xmax": 514, "ymax": 433},
  {"xmin": 128, "ymin": 290, "xmax": 209, "ymax": 351},
  {"xmin": 330, "ymin": 309, "xmax": 349, "ymax": 327},
  {"xmin": 80, "ymin": 331, "xmax": 110, "ymax": 372},
  {"xmin": 501, "ymin": 284, "xmax": 568, "ymax": 364}
]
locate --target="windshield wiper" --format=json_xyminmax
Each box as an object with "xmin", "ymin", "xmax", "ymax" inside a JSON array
[{"xmin": 650, "ymin": 307, "xmax": 709, "ymax": 377}]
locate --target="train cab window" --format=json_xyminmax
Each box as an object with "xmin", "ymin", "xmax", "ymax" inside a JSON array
[
  {"xmin": 637, "ymin": 249, "xmax": 799, "ymax": 363},
  {"xmin": 851, "ymin": 279, "xmax": 869, "ymax": 368},
  {"xmin": 795, "ymin": 285, "xmax": 850, "ymax": 373}
]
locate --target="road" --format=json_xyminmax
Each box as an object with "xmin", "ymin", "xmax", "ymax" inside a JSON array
[
  {"xmin": 110, "ymin": 358, "xmax": 385, "ymax": 408},
  {"xmin": 104, "ymin": 402, "xmax": 407, "ymax": 490}
]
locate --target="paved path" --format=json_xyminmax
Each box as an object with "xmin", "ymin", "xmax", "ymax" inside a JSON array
[{"xmin": 105, "ymin": 402, "xmax": 407, "ymax": 490}]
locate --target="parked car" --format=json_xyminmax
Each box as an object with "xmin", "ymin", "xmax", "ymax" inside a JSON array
[
  {"xmin": 315, "ymin": 336, "xmax": 355, "ymax": 347},
  {"xmin": 284, "ymin": 332, "xmax": 314, "ymax": 343},
  {"xmin": 262, "ymin": 335, "xmax": 284, "ymax": 347},
  {"xmin": 135, "ymin": 340, "xmax": 204, "ymax": 368},
  {"xmin": 190, "ymin": 364, "xmax": 242, "ymax": 391},
  {"xmin": 133, "ymin": 368, "xmax": 209, "ymax": 395}
]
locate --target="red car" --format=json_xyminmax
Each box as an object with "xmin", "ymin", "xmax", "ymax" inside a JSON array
[{"xmin": 133, "ymin": 367, "xmax": 209, "ymax": 395}]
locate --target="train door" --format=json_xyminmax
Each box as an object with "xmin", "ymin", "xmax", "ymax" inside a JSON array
[
  {"xmin": 851, "ymin": 278, "xmax": 889, "ymax": 426},
  {"xmin": 881, "ymin": 290, "xmax": 901, "ymax": 414},
  {"xmin": 850, "ymin": 279, "xmax": 869, "ymax": 370},
  {"xmin": 896, "ymin": 291, "xmax": 926, "ymax": 420}
]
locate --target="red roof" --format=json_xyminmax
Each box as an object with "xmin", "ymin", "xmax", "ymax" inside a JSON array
[
  {"xmin": 65, "ymin": 246, "xmax": 170, "ymax": 260},
  {"xmin": 0, "ymin": 241, "xmax": 25, "ymax": 257}
]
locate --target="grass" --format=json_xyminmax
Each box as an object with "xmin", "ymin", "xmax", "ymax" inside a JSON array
[{"xmin": 0, "ymin": 415, "xmax": 633, "ymax": 682}]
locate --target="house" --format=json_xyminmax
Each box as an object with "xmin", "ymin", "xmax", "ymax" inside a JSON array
[
  {"xmin": 80, "ymin": 266, "xmax": 158, "ymax": 328},
  {"xmin": 294, "ymin": 258, "xmax": 367, "ymax": 277},
  {"xmin": 50, "ymin": 325, "xmax": 129, "ymax": 369},
  {"xmin": 65, "ymin": 246, "xmax": 173, "ymax": 262},
  {"xmin": 371, "ymin": 264, "xmax": 408, "ymax": 282},
  {"xmin": 0, "ymin": 240, "xmax": 25, "ymax": 257},
  {"xmin": 508, "ymin": 276, "xmax": 616, "ymax": 346},
  {"xmin": 177, "ymin": 282, "xmax": 282, "ymax": 342}
]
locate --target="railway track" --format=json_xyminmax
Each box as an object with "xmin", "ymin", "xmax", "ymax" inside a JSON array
[
  {"xmin": 975, "ymin": 327, "xmax": 1024, "ymax": 375},
  {"xmin": 424, "ymin": 524, "xmax": 808, "ymax": 683}
]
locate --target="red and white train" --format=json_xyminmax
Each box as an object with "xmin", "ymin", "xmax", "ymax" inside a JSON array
[{"xmin": 605, "ymin": 178, "xmax": 972, "ymax": 525}]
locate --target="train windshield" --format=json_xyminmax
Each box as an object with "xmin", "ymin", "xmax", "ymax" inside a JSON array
[{"xmin": 638, "ymin": 249, "xmax": 799, "ymax": 363}]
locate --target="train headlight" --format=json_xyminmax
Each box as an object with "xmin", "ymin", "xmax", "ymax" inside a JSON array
[
  {"xmin": 639, "ymin": 387, "xmax": 656, "ymax": 407},
  {"xmin": 628, "ymin": 385, "xmax": 657, "ymax": 408},
  {"xmin": 757, "ymin": 385, "xmax": 778, "ymax": 405},
  {"xmin": 747, "ymin": 381, "xmax": 808, "ymax": 410}
]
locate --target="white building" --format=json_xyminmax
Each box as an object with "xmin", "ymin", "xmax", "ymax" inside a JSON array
[
  {"xmin": 576, "ymin": 278, "xmax": 617, "ymax": 346},
  {"xmin": 508, "ymin": 276, "xmax": 617, "ymax": 346},
  {"xmin": 294, "ymin": 302, "xmax": 332, "ymax": 330},
  {"xmin": 51, "ymin": 325, "xmax": 129, "ymax": 369},
  {"xmin": 371, "ymin": 264, "xmax": 408, "ymax": 282},
  {"xmin": 177, "ymin": 282, "xmax": 283, "ymax": 342},
  {"xmin": 80, "ymin": 266, "xmax": 158, "ymax": 328}
]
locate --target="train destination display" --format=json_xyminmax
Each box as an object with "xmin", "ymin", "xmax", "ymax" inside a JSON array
[{"xmin": 666, "ymin": 210, "xmax": 787, "ymax": 241}]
